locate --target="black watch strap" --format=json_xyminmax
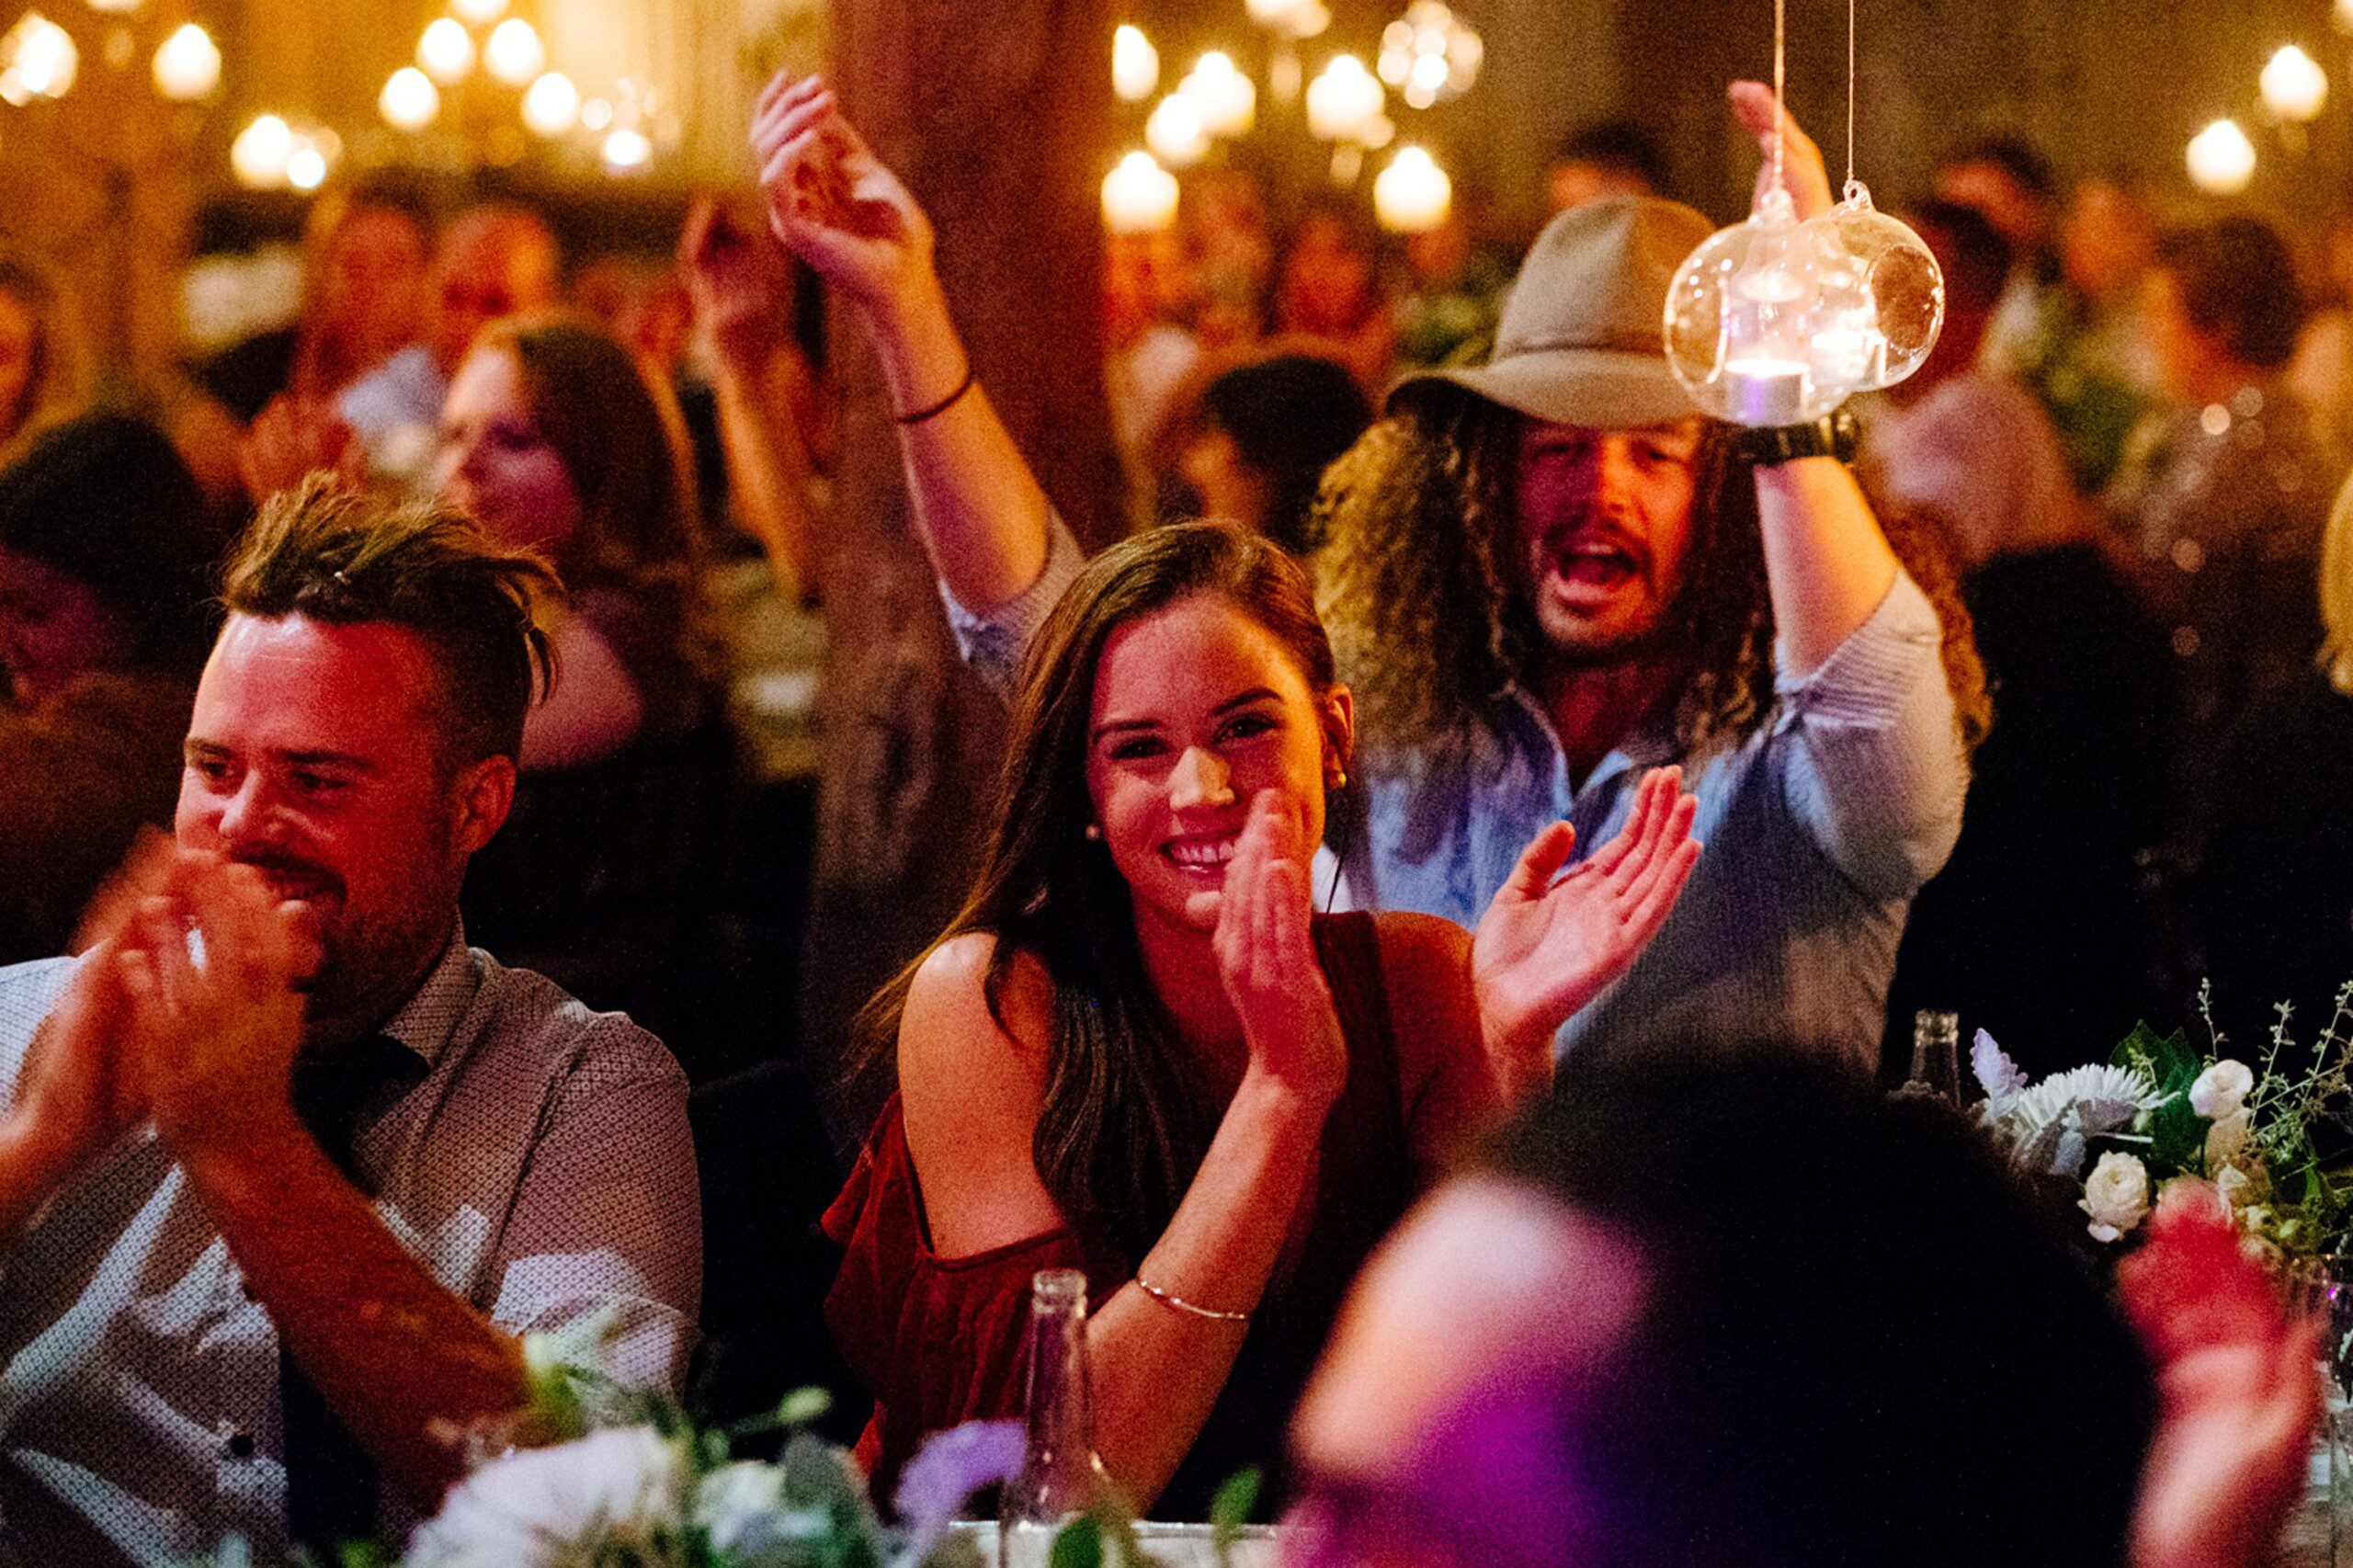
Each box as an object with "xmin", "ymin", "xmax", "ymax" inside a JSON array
[{"xmin": 1732, "ymin": 403, "xmax": 1859, "ymax": 467}]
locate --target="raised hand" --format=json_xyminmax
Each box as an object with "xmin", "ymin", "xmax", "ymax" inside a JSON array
[
  {"xmin": 749, "ymin": 72, "xmax": 935, "ymax": 318},
  {"xmin": 1728, "ymin": 80, "xmax": 1837, "ymax": 221},
  {"xmin": 237, "ymin": 394, "xmax": 361, "ymax": 509},
  {"xmin": 1212, "ymin": 791, "xmax": 1348, "ymax": 1115},
  {"xmin": 115, "ymin": 858, "xmax": 320, "ymax": 1157},
  {"xmin": 1472, "ymin": 767, "xmax": 1699, "ymax": 1095},
  {"xmin": 2119, "ymin": 1192, "xmax": 2325, "ymax": 1568},
  {"xmin": 678, "ymin": 196, "xmax": 791, "ymax": 365}
]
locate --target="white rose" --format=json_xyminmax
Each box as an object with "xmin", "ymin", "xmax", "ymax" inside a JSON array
[
  {"xmin": 2204, "ymin": 1108, "xmax": 2250, "ymax": 1169},
  {"xmin": 404, "ymin": 1426, "xmax": 687, "ymax": 1567},
  {"xmin": 2189, "ymin": 1059, "xmax": 2255, "ymax": 1120},
  {"xmin": 2079, "ymin": 1151, "xmax": 2151, "ymax": 1244}
]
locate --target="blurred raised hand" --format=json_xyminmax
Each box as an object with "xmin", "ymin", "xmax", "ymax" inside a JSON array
[
  {"xmin": 237, "ymin": 394, "xmax": 362, "ymax": 508},
  {"xmin": 1728, "ymin": 80, "xmax": 1837, "ymax": 222}
]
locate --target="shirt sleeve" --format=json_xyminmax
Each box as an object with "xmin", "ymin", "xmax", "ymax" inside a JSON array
[
  {"xmin": 484, "ymin": 1025, "xmax": 702, "ymax": 1395},
  {"xmin": 937, "ymin": 515, "xmax": 1087, "ymax": 699},
  {"xmin": 1770, "ymin": 570, "xmax": 1969, "ymax": 901}
]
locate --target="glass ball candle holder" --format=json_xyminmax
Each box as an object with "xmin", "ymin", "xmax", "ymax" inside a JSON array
[
  {"xmin": 1821, "ymin": 180, "xmax": 1946, "ymax": 394},
  {"xmin": 1664, "ymin": 186, "xmax": 1876, "ymax": 426}
]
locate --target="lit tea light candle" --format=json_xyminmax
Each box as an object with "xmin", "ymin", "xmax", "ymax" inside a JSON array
[{"xmin": 1722, "ymin": 356, "xmax": 1811, "ymax": 425}]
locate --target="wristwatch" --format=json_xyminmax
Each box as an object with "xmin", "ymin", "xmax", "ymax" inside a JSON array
[{"xmin": 1732, "ymin": 403, "xmax": 1859, "ymax": 468}]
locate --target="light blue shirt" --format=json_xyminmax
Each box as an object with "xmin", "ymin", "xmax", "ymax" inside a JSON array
[{"xmin": 943, "ymin": 521, "xmax": 1967, "ymax": 1070}]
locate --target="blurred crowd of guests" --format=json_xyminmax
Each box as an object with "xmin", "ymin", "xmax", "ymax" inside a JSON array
[
  {"xmin": 1046, "ymin": 122, "xmax": 2353, "ymax": 1078},
  {"xmin": 7, "ymin": 111, "xmax": 2353, "ymax": 1089}
]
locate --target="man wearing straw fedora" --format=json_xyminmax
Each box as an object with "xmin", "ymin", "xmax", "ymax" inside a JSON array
[{"xmin": 754, "ymin": 74, "xmax": 1981, "ymax": 1071}]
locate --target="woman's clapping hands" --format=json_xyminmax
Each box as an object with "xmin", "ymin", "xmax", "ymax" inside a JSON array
[
  {"xmin": 1472, "ymin": 767, "xmax": 1700, "ymax": 1098},
  {"xmin": 1213, "ymin": 791, "xmax": 1348, "ymax": 1115}
]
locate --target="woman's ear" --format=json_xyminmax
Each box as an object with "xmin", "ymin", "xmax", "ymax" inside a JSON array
[{"xmin": 1321, "ymin": 683, "xmax": 1356, "ymax": 780}]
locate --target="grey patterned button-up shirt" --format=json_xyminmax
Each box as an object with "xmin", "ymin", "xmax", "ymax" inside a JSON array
[{"xmin": 0, "ymin": 929, "xmax": 700, "ymax": 1565}]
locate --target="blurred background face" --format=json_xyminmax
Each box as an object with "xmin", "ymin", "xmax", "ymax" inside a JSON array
[
  {"xmin": 0, "ymin": 546, "xmax": 120, "ymax": 704},
  {"xmin": 426, "ymin": 214, "xmax": 560, "ymax": 374},
  {"xmin": 2060, "ymin": 180, "xmax": 2154, "ymax": 305},
  {"xmin": 437, "ymin": 345, "xmax": 583, "ymax": 561},
  {"xmin": 1935, "ymin": 160, "xmax": 2050, "ymax": 255},
  {"xmin": 1287, "ymin": 1179, "xmax": 1646, "ymax": 1568},
  {"xmin": 1546, "ymin": 159, "xmax": 1651, "ymax": 215},
  {"xmin": 316, "ymin": 206, "xmax": 428, "ymax": 365},
  {"xmin": 1176, "ymin": 425, "xmax": 1268, "ymax": 532},
  {"xmin": 2140, "ymin": 267, "xmax": 2207, "ymax": 397},
  {"xmin": 1279, "ymin": 214, "xmax": 1376, "ymax": 337}
]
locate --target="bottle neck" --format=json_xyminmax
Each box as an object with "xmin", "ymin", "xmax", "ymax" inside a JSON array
[{"xmin": 1022, "ymin": 1292, "xmax": 1097, "ymax": 1475}]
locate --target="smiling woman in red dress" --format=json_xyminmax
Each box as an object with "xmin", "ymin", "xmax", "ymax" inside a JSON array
[{"xmin": 821, "ymin": 519, "xmax": 1698, "ymax": 1519}]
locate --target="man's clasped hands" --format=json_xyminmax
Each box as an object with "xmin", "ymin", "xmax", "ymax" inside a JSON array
[{"xmin": 0, "ymin": 836, "xmax": 320, "ymax": 1229}]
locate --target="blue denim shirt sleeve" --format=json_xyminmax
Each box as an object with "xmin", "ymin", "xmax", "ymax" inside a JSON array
[
  {"xmin": 1769, "ymin": 570, "xmax": 1968, "ymax": 901},
  {"xmin": 937, "ymin": 515, "xmax": 1087, "ymax": 699}
]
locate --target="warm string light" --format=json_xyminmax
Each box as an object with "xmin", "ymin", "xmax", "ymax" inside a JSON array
[
  {"xmin": 2260, "ymin": 45, "xmax": 2327, "ymax": 122},
  {"xmin": 2186, "ymin": 119, "xmax": 2256, "ymax": 194},
  {"xmin": 0, "ymin": 11, "xmax": 78, "ymax": 106},
  {"xmin": 380, "ymin": 66, "xmax": 438, "ymax": 131},
  {"xmin": 1373, "ymin": 145, "xmax": 1449, "ymax": 232},
  {"xmin": 1101, "ymin": 150, "xmax": 1179, "ymax": 233},
  {"xmin": 522, "ymin": 70, "xmax": 579, "ymax": 135},
  {"xmin": 1112, "ymin": 25, "xmax": 1158, "ymax": 102}
]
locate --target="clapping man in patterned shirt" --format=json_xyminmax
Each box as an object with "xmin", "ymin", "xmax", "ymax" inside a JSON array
[{"xmin": 0, "ymin": 478, "xmax": 699, "ymax": 1565}]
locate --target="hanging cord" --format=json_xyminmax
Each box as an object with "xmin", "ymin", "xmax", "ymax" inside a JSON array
[
  {"xmin": 1770, "ymin": 0, "xmax": 1786, "ymax": 203},
  {"xmin": 1844, "ymin": 0, "xmax": 1862, "ymax": 200}
]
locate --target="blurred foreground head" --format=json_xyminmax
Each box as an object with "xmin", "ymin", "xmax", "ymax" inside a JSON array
[{"xmin": 1290, "ymin": 1051, "xmax": 2156, "ymax": 1568}]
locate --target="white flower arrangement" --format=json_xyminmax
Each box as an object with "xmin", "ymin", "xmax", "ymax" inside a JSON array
[{"xmin": 1970, "ymin": 981, "xmax": 2353, "ymax": 1261}]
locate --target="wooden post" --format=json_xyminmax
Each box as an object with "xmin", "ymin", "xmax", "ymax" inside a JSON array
[{"xmin": 804, "ymin": 0, "xmax": 1120, "ymax": 1139}]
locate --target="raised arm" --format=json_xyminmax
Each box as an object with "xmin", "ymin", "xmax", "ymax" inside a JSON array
[
  {"xmin": 680, "ymin": 197, "xmax": 829, "ymax": 602},
  {"xmin": 1727, "ymin": 81, "xmax": 1903, "ymax": 676},
  {"xmin": 902, "ymin": 793, "xmax": 1344, "ymax": 1509},
  {"xmin": 751, "ymin": 73, "xmax": 1058, "ymax": 616}
]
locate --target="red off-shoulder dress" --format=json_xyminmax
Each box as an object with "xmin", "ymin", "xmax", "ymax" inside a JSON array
[{"xmin": 822, "ymin": 912, "xmax": 1420, "ymax": 1520}]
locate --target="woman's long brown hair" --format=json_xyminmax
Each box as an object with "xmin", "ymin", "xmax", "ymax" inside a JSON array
[{"xmin": 855, "ymin": 521, "xmax": 1340, "ymax": 1262}]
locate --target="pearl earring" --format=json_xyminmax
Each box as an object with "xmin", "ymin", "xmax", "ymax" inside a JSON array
[{"xmin": 1084, "ymin": 823, "xmax": 1102, "ymax": 840}]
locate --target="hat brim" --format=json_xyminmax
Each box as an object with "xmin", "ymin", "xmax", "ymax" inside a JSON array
[{"xmin": 1388, "ymin": 347, "xmax": 1700, "ymax": 431}]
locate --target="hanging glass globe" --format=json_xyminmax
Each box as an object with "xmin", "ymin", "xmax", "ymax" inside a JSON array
[
  {"xmin": 1818, "ymin": 180, "xmax": 1946, "ymax": 394},
  {"xmin": 1664, "ymin": 186, "xmax": 1877, "ymax": 426}
]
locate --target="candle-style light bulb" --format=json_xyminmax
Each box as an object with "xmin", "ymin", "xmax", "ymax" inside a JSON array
[{"xmin": 152, "ymin": 23, "xmax": 221, "ymax": 101}]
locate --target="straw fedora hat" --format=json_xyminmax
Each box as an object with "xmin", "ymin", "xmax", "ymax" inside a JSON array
[{"xmin": 1389, "ymin": 195, "xmax": 1713, "ymax": 429}]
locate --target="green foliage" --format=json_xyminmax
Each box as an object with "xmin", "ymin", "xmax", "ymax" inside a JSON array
[
  {"xmin": 2113, "ymin": 1023, "xmax": 2204, "ymax": 1169},
  {"xmin": 1048, "ymin": 1517, "xmax": 1105, "ymax": 1568},
  {"xmin": 1209, "ymin": 1469, "xmax": 1263, "ymax": 1562}
]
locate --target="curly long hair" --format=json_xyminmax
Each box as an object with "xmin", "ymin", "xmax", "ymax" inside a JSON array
[
  {"xmin": 1314, "ymin": 386, "xmax": 1988, "ymax": 764},
  {"xmin": 856, "ymin": 522, "xmax": 1342, "ymax": 1262}
]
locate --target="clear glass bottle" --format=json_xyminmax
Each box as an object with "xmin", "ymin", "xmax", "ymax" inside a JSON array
[
  {"xmin": 1907, "ymin": 1010, "xmax": 1962, "ymax": 1103},
  {"xmin": 999, "ymin": 1269, "xmax": 1113, "ymax": 1568}
]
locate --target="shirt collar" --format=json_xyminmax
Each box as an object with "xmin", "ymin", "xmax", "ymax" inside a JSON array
[
  {"xmin": 376, "ymin": 923, "xmax": 480, "ymax": 1071},
  {"xmin": 1493, "ymin": 681, "xmax": 1679, "ymax": 794}
]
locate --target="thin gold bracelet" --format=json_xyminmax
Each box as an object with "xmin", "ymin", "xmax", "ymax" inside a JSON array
[{"xmin": 1133, "ymin": 1275, "xmax": 1251, "ymax": 1324}]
